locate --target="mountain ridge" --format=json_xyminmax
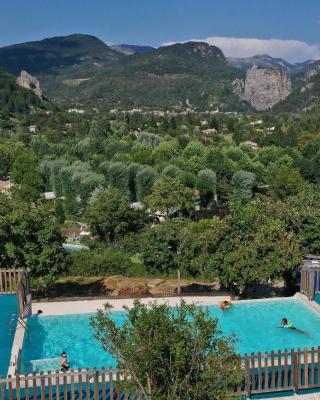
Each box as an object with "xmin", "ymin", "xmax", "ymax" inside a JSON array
[{"xmin": 1, "ymin": 34, "xmax": 320, "ymax": 112}]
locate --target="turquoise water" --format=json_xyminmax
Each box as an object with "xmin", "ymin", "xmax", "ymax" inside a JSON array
[
  {"xmin": 21, "ymin": 299, "xmax": 320, "ymax": 373},
  {"xmin": 0, "ymin": 295, "xmax": 17, "ymax": 376}
]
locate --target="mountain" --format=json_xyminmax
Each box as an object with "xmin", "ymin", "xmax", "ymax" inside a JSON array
[
  {"xmin": 0, "ymin": 34, "xmax": 122, "ymax": 75},
  {"xmin": 110, "ymin": 44, "xmax": 155, "ymax": 55},
  {"xmin": 228, "ymin": 55, "xmax": 293, "ymax": 73},
  {"xmin": 228, "ymin": 55, "xmax": 320, "ymax": 75},
  {"xmin": 233, "ymin": 65, "xmax": 292, "ymax": 111},
  {"xmin": 274, "ymin": 65, "xmax": 320, "ymax": 112},
  {"xmin": 0, "ymin": 35, "xmax": 247, "ymax": 111}
]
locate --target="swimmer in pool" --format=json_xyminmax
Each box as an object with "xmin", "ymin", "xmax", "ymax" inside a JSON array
[
  {"xmin": 280, "ymin": 318, "xmax": 307, "ymax": 335},
  {"xmin": 220, "ymin": 300, "xmax": 232, "ymax": 310},
  {"xmin": 60, "ymin": 351, "xmax": 70, "ymax": 372}
]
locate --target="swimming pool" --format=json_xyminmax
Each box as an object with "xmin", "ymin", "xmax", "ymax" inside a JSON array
[
  {"xmin": 20, "ymin": 298, "xmax": 320, "ymax": 373},
  {"xmin": 0, "ymin": 295, "xmax": 17, "ymax": 376}
]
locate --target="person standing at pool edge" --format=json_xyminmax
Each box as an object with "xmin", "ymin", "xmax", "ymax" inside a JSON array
[{"xmin": 280, "ymin": 318, "xmax": 307, "ymax": 335}]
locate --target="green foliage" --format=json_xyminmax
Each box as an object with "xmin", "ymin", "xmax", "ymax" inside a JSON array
[
  {"xmin": 86, "ymin": 189, "xmax": 144, "ymax": 242},
  {"xmin": 270, "ymin": 166, "xmax": 304, "ymax": 199},
  {"xmin": 136, "ymin": 166, "xmax": 158, "ymax": 201},
  {"xmin": 0, "ymin": 193, "xmax": 66, "ymax": 289},
  {"xmin": 0, "ymin": 68, "xmax": 41, "ymax": 116},
  {"xmin": 196, "ymin": 168, "xmax": 217, "ymax": 205},
  {"xmin": 0, "ymin": 143, "xmax": 14, "ymax": 177},
  {"xmin": 68, "ymin": 248, "xmax": 135, "ymax": 276},
  {"xmin": 91, "ymin": 300, "xmax": 241, "ymax": 400},
  {"xmin": 108, "ymin": 162, "xmax": 129, "ymax": 190},
  {"xmin": 231, "ymin": 170, "xmax": 255, "ymax": 201},
  {"xmin": 146, "ymin": 176, "xmax": 194, "ymax": 216},
  {"xmin": 11, "ymin": 150, "xmax": 44, "ymax": 203},
  {"xmin": 214, "ymin": 198, "xmax": 302, "ymax": 292}
]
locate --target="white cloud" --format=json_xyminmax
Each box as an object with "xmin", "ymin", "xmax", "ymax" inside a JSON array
[{"xmin": 162, "ymin": 37, "xmax": 320, "ymax": 63}]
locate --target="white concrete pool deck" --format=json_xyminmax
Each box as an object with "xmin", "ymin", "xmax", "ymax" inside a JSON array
[
  {"xmin": 32, "ymin": 293, "xmax": 316, "ymax": 316},
  {"xmin": 33, "ymin": 295, "xmax": 232, "ymax": 315}
]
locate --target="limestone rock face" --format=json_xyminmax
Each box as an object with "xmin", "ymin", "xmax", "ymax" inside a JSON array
[
  {"xmin": 233, "ymin": 65, "xmax": 292, "ymax": 111},
  {"xmin": 16, "ymin": 70, "xmax": 42, "ymax": 98}
]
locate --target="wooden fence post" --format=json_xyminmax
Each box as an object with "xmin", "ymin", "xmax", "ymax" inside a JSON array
[
  {"xmin": 291, "ymin": 349, "xmax": 298, "ymax": 393},
  {"xmin": 244, "ymin": 354, "xmax": 251, "ymax": 399}
]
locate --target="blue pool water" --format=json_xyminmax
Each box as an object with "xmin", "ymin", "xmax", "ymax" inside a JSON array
[
  {"xmin": 0, "ymin": 295, "xmax": 17, "ymax": 376},
  {"xmin": 21, "ymin": 299, "xmax": 320, "ymax": 373}
]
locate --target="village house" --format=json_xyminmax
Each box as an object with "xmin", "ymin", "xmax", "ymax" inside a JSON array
[
  {"xmin": 29, "ymin": 125, "xmax": 38, "ymax": 133},
  {"xmin": 240, "ymin": 141, "xmax": 259, "ymax": 151},
  {"xmin": 0, "ymin": 179, "xmax": 12, "ymax": 194},
  {"xmin": 67, "ymin": 108, "xmax": 85, "ymax": 114}
]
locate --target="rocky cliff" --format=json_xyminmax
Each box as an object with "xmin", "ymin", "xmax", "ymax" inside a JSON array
[
  {"xmin": 16, "ymin": 70, "xmax": 42, "ymax": 98},
  {"xmin": 232, "ymin": 65, "xmax": 292, "ymax": 111}
]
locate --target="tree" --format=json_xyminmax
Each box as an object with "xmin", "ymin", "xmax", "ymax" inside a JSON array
[
  {"xmin": 121, "ymin": 219, "xmax": 186, "ymax": 275},
  {"xmin": 54, "ymin": 200, "xmax": 65, "ymax": 224},
  {"xmin": 269, "ymin": 166, "xmax": 304, "ymax": 200},
  {"xmin": 91, "ymin": 300, "xmax": 241, "ymax": 400},
  {"xmin": 196, "ymin": 169, "xmax": 217, "ymax": 206},
  {"xmin": 0, "ymin": 193, "xmax": 66, "ymax": 290},
  {"xmin": 136, "ymin": 166, "xmax": 158, "ymax": 201},
  {"xmin": 214, "ymin": 199, "xmax": 302, "ymax": 293},
  {"xmin": 0, "ymin": 143, "xmax": 14, "ymax": 177},
  {"xmin": 86, "ymin": 189, "xmax": 144, "ymax": 242},
  {"xmin": 146, "ymin": 176, "xmax": 194, "ymax": 217},
  {"xmin": 11, "ymin": 150, "xmax": 44, "ymax": 203},
  {"xmin": 231, "ymin": 170, "xmax": 255, "ymax": 201},
  {"xmin": 108, "ymin": 162, "xmax": 129, "ymax": 191},
  {"xmin": 162, "ymin": 165, "xmax": 180, "ymax": 178}
]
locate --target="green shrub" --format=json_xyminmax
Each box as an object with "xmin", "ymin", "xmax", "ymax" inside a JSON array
[{"xmin": 68, "ymin": 248, "xmax": 135, "ymax": 276}]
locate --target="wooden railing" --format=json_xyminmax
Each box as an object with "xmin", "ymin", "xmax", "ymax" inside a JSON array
[
  {"xmin": 242, "ymin": 347, "xmax": 320, "ymax": 397},
  {"xmin": 0, "ymin": 268, "xmax": 25, "ymax": 294},
  {"xmin": 16, "ymin": 269, "xmax": 31, "ymax": 318},
  {"xmin": 3, "ymin": 347, "xmax": 320, "ymax": 399},
  {"xmin": 1, "ymin": 368, "xmax": 143, "ymax": 400}
]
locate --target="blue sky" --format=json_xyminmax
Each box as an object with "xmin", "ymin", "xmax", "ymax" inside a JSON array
[{"xmin": 1, "ymin": 0, "xmax": 320, "ymax": 62}]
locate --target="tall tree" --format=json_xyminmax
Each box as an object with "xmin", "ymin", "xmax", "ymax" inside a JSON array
[
  {"xmin": 146, "ymin": 176, "xmax": 194, "ymax": 217},
  {"xmin": 11, "ymin": 150, "xmax": 44, "ymax": 203},
  {"xmin": 91, "ymin": 300, "xmax": 241, "ymax": 400},
  {"xmin": 86, "ymin": 189, "xmax": 144, "ymax": 242}
]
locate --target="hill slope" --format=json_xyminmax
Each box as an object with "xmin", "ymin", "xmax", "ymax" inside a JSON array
[
  {"xmin": 0, "ymin": 68, "xmax": 43, "ymax": 117},
  {"xmin": 0, "ymin": 35, "xmax": 247, "ymax": 111},
  {"xmin": 0, "ymin": 34, "xmax": 122, "ymax": 76}
]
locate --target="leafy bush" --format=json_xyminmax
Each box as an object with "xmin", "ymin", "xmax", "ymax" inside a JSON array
[{"xmin": 68, "ymin": 248, "xmax": 135, "ymax": 276}]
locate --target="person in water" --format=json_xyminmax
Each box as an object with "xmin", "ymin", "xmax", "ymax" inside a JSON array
[
  {"xmin": 220, "ymin": 300, "xmax": 232, "ymax": 310},
  {"xmin": 280, "ymin": 318, "xmax": 306, "ymax": 334},
  {"xmin": 60, "ymin": 351, "xmax": 70, "ymax": 372}
]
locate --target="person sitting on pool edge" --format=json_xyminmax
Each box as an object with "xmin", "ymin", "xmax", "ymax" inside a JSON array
[
  {"xmin": 60, "ymin": 351, "xmax": 70, "ymax": 372},
  {"xmin": 280, "ymin": 318, "xmax": 307, "ymax": 335}
]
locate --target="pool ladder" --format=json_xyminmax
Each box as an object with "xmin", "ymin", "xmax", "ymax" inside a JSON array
[{"xmin": 8, "ymin": 314, "xmax": 30, "ymax": 335}]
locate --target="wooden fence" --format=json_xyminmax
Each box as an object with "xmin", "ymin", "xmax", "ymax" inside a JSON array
[
  {"xmin": 16, "ymin": 270, "xmax": 31, "ymax": 318},
  {"xmin": 1, "ymin": 368, "xmax": 143, "ymax": 400},
  {"xmin": 3, "ymin": 347, "xmax": 320, "ymax": 399},
  {"xmin": 0, "ymin": 269, "xmax": 25, "ymax": 294}
]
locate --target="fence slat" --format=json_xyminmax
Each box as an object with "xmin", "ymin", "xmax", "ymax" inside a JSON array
[{"xmin": 6, "ymin": 347, "xmax": 320, "ymax": 398}]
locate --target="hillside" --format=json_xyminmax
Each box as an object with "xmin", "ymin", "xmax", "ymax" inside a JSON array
[
  {"xmin": 0, "ymin": 35, "xmax": 247, "ymax": 111},
  {"xmin": 110, "ymin": 44, "xmax": 155, "ymax": 55},
  {"xmin": 228, "ymin": 55, "xmax": 294, "ymax": 73},
  {"xmin": 0, "ymin": 34, "xmax": 122, "ymax": 75},
  {"xmin": 0, "ymin": 68, "xmax": 43, "ymax": 118}
]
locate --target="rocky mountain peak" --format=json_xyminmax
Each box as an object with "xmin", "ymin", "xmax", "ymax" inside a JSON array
[
  {"xmin": 16, "ymin": 70, "xmax": 42, "ymax": 98},
  {"xmin": 233, "ymin": 65, "xmax": 292, "ymax": 111}
]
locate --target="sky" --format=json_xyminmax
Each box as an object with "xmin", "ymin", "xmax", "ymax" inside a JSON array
[{"xmin": 1, "ymin": 0, "xmax": 320, "ymax": 62}]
